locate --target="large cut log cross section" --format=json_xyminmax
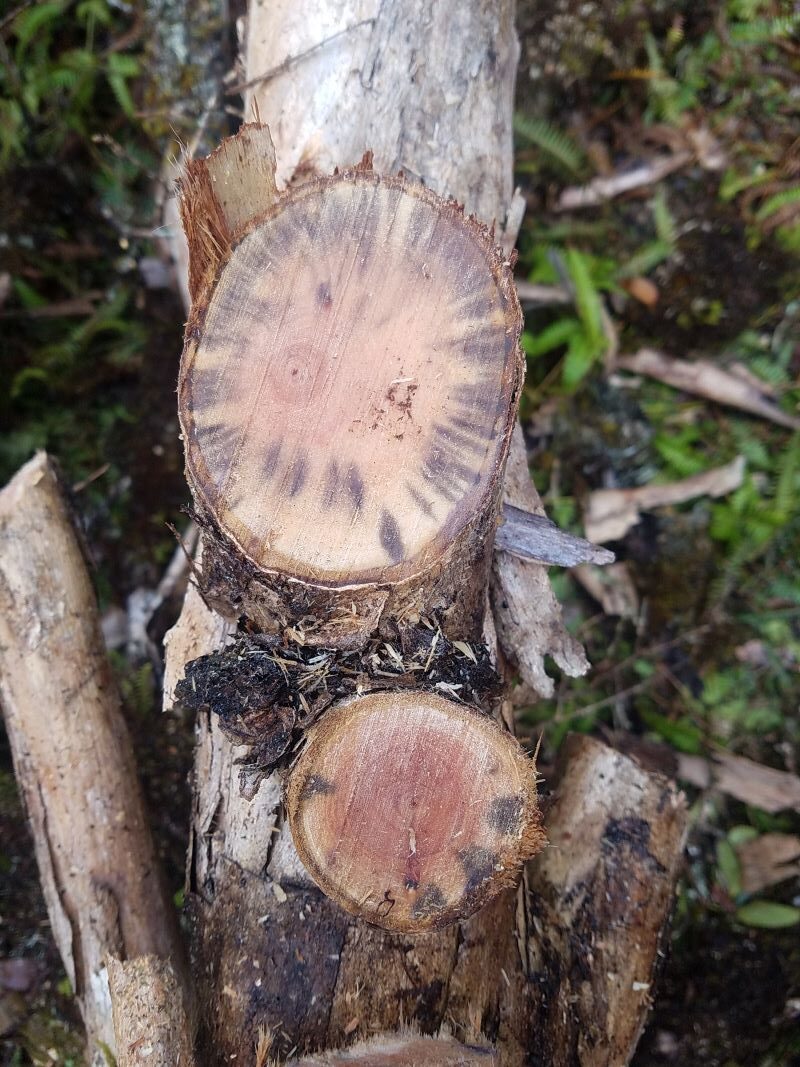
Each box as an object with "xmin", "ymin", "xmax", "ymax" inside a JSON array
[{"xmin": 176, "ymin": 125, "xmax": 545, "ymax": 931}]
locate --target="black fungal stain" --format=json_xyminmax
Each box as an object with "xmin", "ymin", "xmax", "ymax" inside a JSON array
[
  {"xmin": 322, "ymin": 460, "xmax": 341, "ymax": 509},
  {"xmin": 487, "ymin": 794, "xmax": 524, "ymax": 836},
  {"xmin": 301, "ymin": 774, "xmax": 336, "ymax": 801},
  {"xmin": 434, "ymin": 422, "xmax": 486, "ymax": 456},
  {"xmin": 263, "ymin": 439, "xmax": 282, "ymax": 480},
  {"xmin": 411, "ymin": 884, "xmax": 447, "ymax": 920},
  {"xmin": 316, "ymin": 281, "xmax": 333, "ymax": 309},
  {"xmin": 601, "ymin": 816, "xmax": 666, "ymax": 874},
  {"xmin": 406, "ymin": 482, "xmax": 435, "ymax": 518},
  {"xmin": 458, "ymin": 845, "xmax": 499, "ymax": 894},
  {"xmin": 379, "ymin": 509, "xmax": 405, "ymax": 563},
  {"xmin": 288, "ymin": 451, "xmax": 308, "ymax": 497},
  {"xmin": 345, "ymin": 464, "xmax": 365, "ymax": 514}
]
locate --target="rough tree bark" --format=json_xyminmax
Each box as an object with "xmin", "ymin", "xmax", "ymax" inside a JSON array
[
  {"xmin": 0, "ymin": 454, "xmax": 188, "ymax": 1066},
  {"xmin": 107, "ymin": 955, "xmax": 195, "ymax": 1067},
  {"xmin": 158, "ymin": 2, "xmax": 689, "ymax": 1063}
]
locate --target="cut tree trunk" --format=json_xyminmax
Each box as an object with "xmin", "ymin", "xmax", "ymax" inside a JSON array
[
  {"xmin": 0, "ymin": 454, "xmax": 188, "ymax": 1067},
  {"xmin": 178, "ymin": 148, "xmax": 523, "ymax": 647},
  {"xmin": 157, "ymin": 1, "xmax": 690, "ymax": 1063},
  {"xmin": 286, "ymin": 690, "xmax": 545, "ymax": 932},
  {"xmin": 174, "ymin": 126, "xmax": 547, "ymax": 934}
]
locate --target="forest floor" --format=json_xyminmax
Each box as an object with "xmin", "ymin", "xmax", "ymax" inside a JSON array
[{"xmin": 1, "ymin": 1, "xmax": 799, "ymax": 1064}]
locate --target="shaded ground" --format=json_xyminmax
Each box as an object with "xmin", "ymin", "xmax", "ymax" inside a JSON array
[{"xmin": 1, "ymin": 0, "xmax": 799, "ymax": 1064}]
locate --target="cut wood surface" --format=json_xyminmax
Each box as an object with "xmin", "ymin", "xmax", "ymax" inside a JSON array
[
  {"xmin": 179, "ymin": 135, "xmax": 523, "ymax": 646},
  {"xmin": 287, "ymin": 691, "xmax": 545, "ymax": 931},
  {"xmin": 289, "ymin": 1033, "xmax": 498, "ymax": 1064},
  {"xmin": 0, "ymin": 453, "xmax": 185, "ymax": 1066},
  {"xmin": 180, "ymin": 166, "xmax": 522, "ymax": 589}
]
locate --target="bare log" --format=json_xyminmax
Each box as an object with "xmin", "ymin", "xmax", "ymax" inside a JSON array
[
  {"xmin": 107, "ymin": 955, "xmax": 194, "ymax": 1067},
  {"xmin": 160, "ymin": 0, "xmax": 690, "ymax": 1061},
  {"xmin": 0, "ymin": 453, "xmax": 186, "ymax": 1066}
]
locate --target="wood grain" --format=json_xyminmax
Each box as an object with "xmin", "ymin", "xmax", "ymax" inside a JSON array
[
  {"xmin": 180, "ymin": 173, "xmax": 521, "ymax": 584},
  {"xmin": 287, "ymin": 691, "xmax": 544, "ymax": 931}
]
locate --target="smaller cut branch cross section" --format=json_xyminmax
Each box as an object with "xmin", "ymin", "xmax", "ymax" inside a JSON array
[
  {"xmin": 287, "ymin": 691, "xmax": 543, "ymax": 931},
  {"xmin": 180, "ymin": 173, "xmax": 520, "ymax": 585}
]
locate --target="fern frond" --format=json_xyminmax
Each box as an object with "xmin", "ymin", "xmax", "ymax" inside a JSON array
[
  {"xmin": 513, "ymin": 113, "xmax": 586, "ymax": 177},
  {"xmin": 730, "ymin": 14, "xmax": 800, "ymax": 45},
  {"xmin": 652, "ymin": 187, "xmax": 678, "ymax": 246},
  {"xmin": 755, "ymin": 185, "xmax": 800, "ymax": 221},
  {"xmin": 617, "ymin": 239, "xmax": 674, "ymax": 279}
]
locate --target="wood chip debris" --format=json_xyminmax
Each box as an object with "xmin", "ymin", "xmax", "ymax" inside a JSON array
[
  {"xmin": 677, "ymin": 750, "xmax": 800, "ymax": 814},
  {"xmin": 616, "ymin": 348, "xmax": 800, "ymax": 431},
  {"xmin": 584, "ymin": 455, "xmax": 745, "ymax": 543}
]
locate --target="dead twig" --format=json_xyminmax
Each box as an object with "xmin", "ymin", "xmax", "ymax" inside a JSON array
[
  {"xmin": 584, "ymin": 455, "xmax": 746, "ymax": 543},
  {"xmin": 617, "ymin": 348, "xmax": 800, "ymax": 431},
  {"xmin": 497, "ymin": 504, "xmax": 615, "ymax": 567},
  {"xmin": 556, "ymin": 152, "xmax": 692, "ymax": 211},
  {"xmin": 515, "ymin": 280, "xmax": 571, "ymax": 306},
  {"xmin": 677, "ymin": 750, "xmax": 800, "ymax": 814}
]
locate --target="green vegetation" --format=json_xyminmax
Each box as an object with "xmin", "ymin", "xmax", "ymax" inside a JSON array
[{"xmin": 514, "ymin": 2, "xmax": 800, "ymax": 1057}]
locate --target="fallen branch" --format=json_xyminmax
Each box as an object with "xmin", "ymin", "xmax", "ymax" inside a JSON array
[
  {"xmin": 617, "ymin": 348, "xmax": 800, "ymax": 432},
  {"xmin": 584, "ymin": 455, "xmax": 746, "ymax": 543},
  {"xmin": 556, "ymin": 152, "xmax": 692, "ymax": 211},
  {"xmin": 527, "ymin": 734, "xmax": 687, "ymax": 1067},
  {"xmin": 107, "ymin": 955, "xmax": 194, "ymax": 1067},
  {"xmin": 0, "ymin": 453, "xmax": 187, "ymax": 1064}
]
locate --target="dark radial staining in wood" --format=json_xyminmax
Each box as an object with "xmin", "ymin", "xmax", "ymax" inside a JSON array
[
  {"xmin": 379, "ymin": 510, "xmax": 404, "ymax": 565},
  {"xmin": 286, "ymin": 690, "xmax": 546, "ymax": 932},
  {"xmin": 288, "ymin": 452, "xmax": 308, "ymax": 498},
  {"xmin": 262, "ymin": 440, "xmax": 282, "ymax": 481},
  {"xmin": 487, "ymin": 794, "xmax": 525, "ymax": 836},
  {"xmin": 178, "ymin": 169, "xmax": 523, "ymax": 588}
]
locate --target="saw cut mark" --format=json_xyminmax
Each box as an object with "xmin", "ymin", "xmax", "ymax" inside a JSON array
[
  {"xmin": 180, "ymin": 172, "xmax": 520, "ymax": 585},
  {"xmin": 286, "ymin": 690, "xmax": 544, "ymax": 932}
]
